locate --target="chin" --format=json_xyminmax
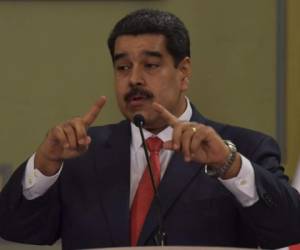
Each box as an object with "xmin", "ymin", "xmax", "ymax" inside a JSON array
[
  {"xmin": 121, "ymin": 105, "xmax": 146, "ymax": 120},
  {"xmin": 144, "ymin": 123, "xmax": 168, "ymax": 134},
  {"xmin": 144, "ymin": 116, "xmax": 168, "ymax": 133},
  {"xmin": 127, "ymin": 110, "xmax": 148, "ymax": 121}
]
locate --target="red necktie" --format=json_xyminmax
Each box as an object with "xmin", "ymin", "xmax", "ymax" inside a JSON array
[
  {"xmin": 290, "ymin": 244, "xmax": 300, "ymax": 250},
  {"xmin": 130, "ymin": 136, "xmax": 163, "ymax": 246}
]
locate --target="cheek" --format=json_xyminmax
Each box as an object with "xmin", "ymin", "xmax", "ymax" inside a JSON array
[
  {"xmin": 114, "ymin": 76, "xmax": 127, "ymax": 92},
  {"xmin": 159, "ymin": 77, "xmax": 182, "ymax": 96}
]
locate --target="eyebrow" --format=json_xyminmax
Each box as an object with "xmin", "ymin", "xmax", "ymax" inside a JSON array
[
  {"xmin": 113, "ymin": 53, "xmax": 127, "ymax": 62},
  {"xmin": 144, "ymin": 51, "xmax": 162, "ymax": 58},
  {"xmin": 113, "ymin": 50, "xmax": 162, "ymax": 63}
]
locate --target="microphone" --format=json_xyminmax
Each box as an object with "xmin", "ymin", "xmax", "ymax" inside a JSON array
[
  {"xmin": 133, "ymin": 114, "xmax": 145, "ymax": 128},
  {"xmin": 133, "ymin": 114, "xmax": 166, "ymax": 246}
]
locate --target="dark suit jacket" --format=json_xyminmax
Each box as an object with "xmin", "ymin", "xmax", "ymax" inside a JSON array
[{"xmin": 1, "ymin": 108, "xmax": 300, "ymax": 250}]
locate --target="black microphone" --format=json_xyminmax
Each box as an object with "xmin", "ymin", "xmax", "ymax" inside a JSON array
[
  {"xmin": 133, "ymin": 114, "xmax": 145, "ymax": 128},
  {"xmin": 133, "ymin": 114, "xmax": 166, "ymax": 246}
]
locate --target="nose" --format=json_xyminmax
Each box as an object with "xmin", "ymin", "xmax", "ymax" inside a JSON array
[{"xmin": 129, "ymin": 65, "xmax": 144, "ymax": 86}]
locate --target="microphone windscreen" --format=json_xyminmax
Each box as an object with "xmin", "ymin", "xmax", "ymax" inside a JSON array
[{"xmin": 133, "ymin": 114, "xmax": 145, "ymax": 127}]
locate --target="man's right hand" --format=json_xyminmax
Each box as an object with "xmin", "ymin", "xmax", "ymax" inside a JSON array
[{"xmin": 34, "ymin": 96, "xmax": 107, "ymax": 176}]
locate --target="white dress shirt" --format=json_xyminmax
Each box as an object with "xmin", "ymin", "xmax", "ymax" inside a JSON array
[{"xmin": 23, "ymin": 99, "xmax": 259, "ymax": 207}]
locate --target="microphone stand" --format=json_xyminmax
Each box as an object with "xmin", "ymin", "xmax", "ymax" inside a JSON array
[{"xmin": 134, "ymin": 115, "xmax": 166, "ymax": 246}]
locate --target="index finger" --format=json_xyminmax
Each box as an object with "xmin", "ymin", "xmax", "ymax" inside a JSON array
[
  {"xmin": 152, "ymin": 102, "xmax": 178, "ymax": 127},
  {"xmin": 82, "ymin": 96, "xmax": 107, "ymax": 127}
]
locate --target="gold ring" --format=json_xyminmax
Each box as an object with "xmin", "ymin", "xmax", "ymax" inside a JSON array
[{"xmin": 191, "ymin": 127, "xmax": 197, "ymax": 133}]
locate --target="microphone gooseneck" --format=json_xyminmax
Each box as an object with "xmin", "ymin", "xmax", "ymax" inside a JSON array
[{"xmin": 132, "ymin": 114, "xmax": 166, "ymax": 246}]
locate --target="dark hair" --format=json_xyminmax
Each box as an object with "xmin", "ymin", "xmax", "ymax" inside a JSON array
[{"xmin": 107, "ymin": 9, "xmax": 190, "ymax": 66}]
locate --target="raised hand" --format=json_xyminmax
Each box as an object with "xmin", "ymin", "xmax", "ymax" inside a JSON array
[
  {"xmin": 152, "ymin": 102, "xmax": 241, "ymax": 179},
  {"xmin": 35, "ymin": 96, "xmax": 107, "ymax": 176}
]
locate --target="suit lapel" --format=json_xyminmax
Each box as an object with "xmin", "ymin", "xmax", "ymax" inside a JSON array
[
  {"xmin": 93, "ymin": 120, "xmax": 131, "ymax": 246},
  {"xmin": 138, "ymin": 108, "xmax": 208, "ymax": 245},
  {"xmin": 92, "ymin": 107, "xmax": 211, "ymax": 246},
  {"xmin": 139, "ymin": 152, "xmax": 204, "ymax": 245}
]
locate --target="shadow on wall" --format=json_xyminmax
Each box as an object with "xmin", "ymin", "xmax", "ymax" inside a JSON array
[{"xmin": 0, "ymin": 164, "xmax": 12, "ymax": 191}]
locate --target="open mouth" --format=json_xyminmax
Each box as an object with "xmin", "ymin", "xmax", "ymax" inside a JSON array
[
  {"xmin": 128, "ymin": 94, "xmax": 148, "ymax": 106},
  {"xmin": 131, "ymin": 94, "xmax": 146, "ymax": 102}
]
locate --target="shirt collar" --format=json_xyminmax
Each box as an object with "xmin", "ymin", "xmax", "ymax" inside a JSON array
[{"xmin": 131, "ymin": 97, "xmax": 193, "ymax": 150}]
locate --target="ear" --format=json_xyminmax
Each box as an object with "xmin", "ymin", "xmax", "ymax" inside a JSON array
[{"xmin": 177, "ymin": 57, "xmax": 192, "ymax": 91}]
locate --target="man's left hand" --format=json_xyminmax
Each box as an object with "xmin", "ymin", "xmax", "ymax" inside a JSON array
[{"xmin": 153, "ymin": 102, "xmax": 241, "ymax": 179}]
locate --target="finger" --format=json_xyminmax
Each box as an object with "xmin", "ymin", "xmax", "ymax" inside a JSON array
[
  {"xmin": 172, "ymin": 122, "xmax": 195, "ymax": 150},
  {"xmin": 50, "ymin": 126, "xmax": 68, "ymax": 147},
  {"xmin": 82, "ymin": 96, "xmax": 107, "ymax": 127},
  {"xmin": 69, "ymin": 118, "xmax": 90, "ymax": 145},
  {"xmin": 190, "ymin": 125, "xmax": 206, "ymax": 153},
  {"xmin": 76, "ymin": 143, "xmax": 89, "ymax": 155},
  {"xmin": 172, "ymin": 122, "xmax": 185, "ymax": 150},
  {"xmin": 190, "ymin": 125, "xmax": 214, "ymax": 163},
  {"xmin": 181, "ymin": 127, "xmax": 195, "ymax": 162},
  {"xmin": 152, "ymin": 102, "xmax": 178, "ymax": 127},
  {"xmin": 62, "ymin": 123, "xmax": 78, "ymax": 149},
  {"xmin": 191, "ymin": 144, "xmax": 208, "ymax": 164}
]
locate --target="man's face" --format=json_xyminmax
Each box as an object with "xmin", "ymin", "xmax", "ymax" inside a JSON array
[{"xmin": 113, "ymin": 34, "xmax": 190, "ymax": 133}]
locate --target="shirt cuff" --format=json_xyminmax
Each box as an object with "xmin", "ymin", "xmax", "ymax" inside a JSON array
[
  {"xmin": 22, "ymin": 153, "xmax": 62, "ymax": 200},
  {"xmin": 219, "ymin": 155, "xmax": 259, "ymax": 207}
]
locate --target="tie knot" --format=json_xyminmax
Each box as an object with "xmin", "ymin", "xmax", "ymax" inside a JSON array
[{"xmin": 146, "ymin": 136, "xmax": 163, "ymax": 153}]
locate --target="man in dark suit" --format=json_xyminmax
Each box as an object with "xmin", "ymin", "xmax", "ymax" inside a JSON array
[{"xmin": 1, "ymin": 9, "xmax": 300, "ymax": 250}]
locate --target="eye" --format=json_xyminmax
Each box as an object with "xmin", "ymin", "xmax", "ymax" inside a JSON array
[
  {"xmin": 145, "ymin": 63, "xmax": 160, "ymax": 69},
  {"xmin": 116, "ymin": 65, "xmax": 131, "ymax": 71}
]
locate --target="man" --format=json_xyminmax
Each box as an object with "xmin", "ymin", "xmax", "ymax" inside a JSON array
[{"xmin": 0, "ymin": 9, "xmax": 300, "ymax": 250}]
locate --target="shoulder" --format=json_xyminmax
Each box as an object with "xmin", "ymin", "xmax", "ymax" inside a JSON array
[
  {"xmin": 207, "ymin": 119, "xmax": 280, "ymax": 160},
  {"xmin": 207, "ymin": 119, "xmax": 272, "ymax": 142},
  {"xmin": 191, "ymin": 104, "xmax": 274, "ymax": 145},
  {"xmin": 191, "ymin": 101, "xmax": 279, "ymax": 157}
]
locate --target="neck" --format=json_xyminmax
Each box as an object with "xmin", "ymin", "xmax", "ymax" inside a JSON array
[{"xmin": 146, "ymin": 124, "xmax": 169, "ymax": 135}]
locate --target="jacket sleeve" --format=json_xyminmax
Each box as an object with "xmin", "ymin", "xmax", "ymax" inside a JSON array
[
  {"xmin": 238, "ymin": 135, "xmax": 300, "ymax": 248},
  {"xmin": 0, "ymin": 161, "xmax": 61, "ymax": 245}
]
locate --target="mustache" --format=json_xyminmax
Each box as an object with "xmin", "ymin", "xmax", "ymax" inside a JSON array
[{"xmin": 124, "ymin": 86, "xmax": 154, "ymax": 102}]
